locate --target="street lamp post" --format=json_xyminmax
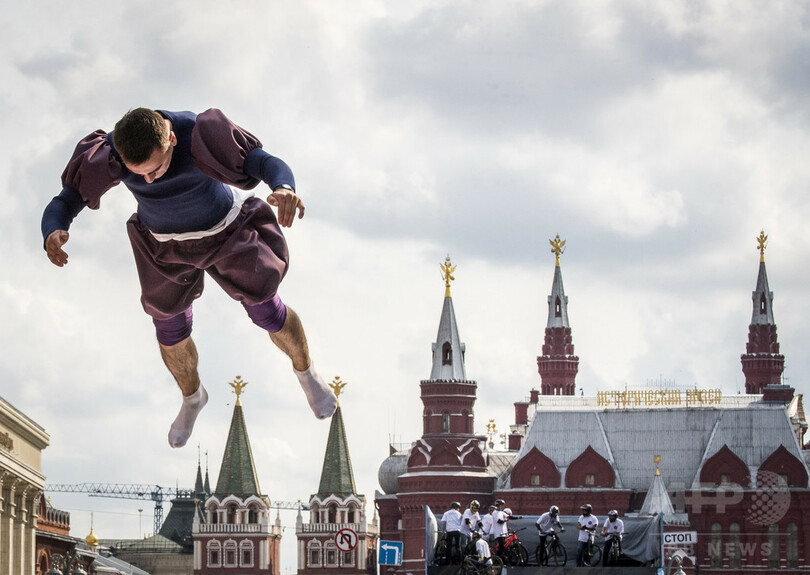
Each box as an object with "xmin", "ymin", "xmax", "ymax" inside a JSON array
[{"xmin": 47, "ymin": 550, "xmax": 88, "ymax": 575}]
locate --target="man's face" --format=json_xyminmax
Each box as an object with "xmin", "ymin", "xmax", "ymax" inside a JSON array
[{"xmin": 126, "ymin": 131, "xmax": 176, "ymax": 183}]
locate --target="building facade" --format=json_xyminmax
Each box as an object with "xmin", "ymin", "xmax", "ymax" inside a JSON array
[{"xmin": 1, "ymin": 396, "xmax": 49, "ymax": 575}]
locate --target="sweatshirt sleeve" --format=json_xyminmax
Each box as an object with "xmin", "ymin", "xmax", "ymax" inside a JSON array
[
  {"xmin": 191, "ymin": 108, "xmax": 295, "ymax": 191},
  {"xmin": 60, "ymin": 130, "xmax": 123, "ymax": 209}
]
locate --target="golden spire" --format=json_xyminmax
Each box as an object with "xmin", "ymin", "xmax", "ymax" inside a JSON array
[
  {"xmin": 757, "ymin": 230, "xmax": 768, "ymax": 263},
  {"xmin": 229, "ymin": 375, "xmax": 248, "ymax": 406},
  {"xmin": 329, "ymin": 376, "xmax": 348, "ymax": 406},
  {"xmin": 549, "ymin": 234, "xmax": 566, "ymax": 267},
  {"xmin": 440, "ymin": 255, "xmax": 456, "ymax": 297},
  {"xmin": 654, "ymin": 454, "xmax": 661, "ymax": 476}
]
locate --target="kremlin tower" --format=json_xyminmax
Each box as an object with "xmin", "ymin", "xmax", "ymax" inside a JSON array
[
  {"xmin": 295, "ymin": 378, "xmax": 377, "ymax": 574},
  {"xmin": 377, "ymin": 257, "xmax": 492, "ymax": 574},
  {"xmin": 192, "ymin": 377, "xmax": 282, "ymax": 575},
  {"xmin": 741, "ymin": 231, "xmax": 785, "ymax": 394},
  {"xmin": 536, "ymin": 235, "xmax": 579, "ymax": 395}
]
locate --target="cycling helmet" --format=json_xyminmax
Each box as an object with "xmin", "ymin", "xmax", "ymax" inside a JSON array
[
  {"xmin": 494, "ymin": 499, "xmax": 505, "ymax": 506},
  {"xmin": 472, "ymin": 530, "xmax": 482, "ymax": 539},
  {"xmin": 549, "ymin": 505, "xmax": 559, "ymax": 516},
  {"xmin": 451, "ymin": 502, "xmax": 460, "ymax": 509},
  {"xmin": 504, "ymin": 508, "xmax": 512, "ymax": 516},
  {"xmin": 580, "ymin": 503, "xmax": 592, "ymax": 514},
  {"xmin": 470, "ymin": 500, "xmax": 480, "ymax": 510},
  {"xmin": 608, "ymin": 509, "xmax": 618, "ymax": 519}
]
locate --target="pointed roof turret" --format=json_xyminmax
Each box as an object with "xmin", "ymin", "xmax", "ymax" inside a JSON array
[
  {"xmin": 214, "ymin": 376, "xmax": 261, "ymax": 497},
  {"xmin": 741, "ymin": 231, "xmax": 785, "ymax": 394},
  {"xmin": 538, "ymin": 235, "xmax": 579, "ymax": 395},
  {"xmin": 317, "ymin": 378, "xmax": 357, "ymax": 498},
  {"xmin": 430, "ymin": 256, "xmax": 467, "ymax": 381},
  {"xmin": 751, "ymin": 230, "xmax": 775, "ymax": 325},
  {"xmin": 194, "ymin": 447, "xmax": 205, "ymax": 497},
  {"xmin": 204, "ymin": 451, "xmax": 211, "ymax": 495},
  {"xmin": 640, "ymin": 455, "xmax": 675, "ymax": 516},
  {"xmin": 547, "ymin": 235, "xmax": 570, "ymax": 328}
]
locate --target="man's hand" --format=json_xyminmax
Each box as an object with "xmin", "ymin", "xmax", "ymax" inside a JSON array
[
  {"xmin": 267, "ymin": 188, "xmax": 305, "ymax": 227},
  {"xmin": 45, "ymin": 230, "xmax": 70, "ymax": 267}
]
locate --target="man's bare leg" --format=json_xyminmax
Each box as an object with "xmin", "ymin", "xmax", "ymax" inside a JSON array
[
  {"xmin": 160, "ymin": 336, "xmax": 209, "ymax": 448},
  {"xmin": 269, "ymin": 307, "xmax": 337, "ymax": 419}
]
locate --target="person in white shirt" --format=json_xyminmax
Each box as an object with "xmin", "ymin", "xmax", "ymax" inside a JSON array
[
  {"xmin": 441, "ymin": 501, "xmax": 463, "ymax": 563},
  {"xmin": 535, "ymin": 505, "xmax": 564, "ymax": 565},
  {"xmin": 600, "ymin": 509, "xmax": 624, "ymax": 566},
  {"xmin": 472, "ymin": 531, "xmax": 492, "ymax": 565},
  {"xmin": 460, "ymin": 500, "xmax": 482, "ymax": 553},
  {"xmin": 481, "ymin": 505, "xmax": 496, "ymax": 544},
  {"xmin": 576, "ymin": 504, "xmax": 599, "ymax": 566}
]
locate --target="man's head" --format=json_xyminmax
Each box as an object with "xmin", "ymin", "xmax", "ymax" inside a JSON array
[
  {"xmin": 608, "ymin": 510, "xmax": 618, "ymax": 522},
  {"xmin": 549, "ymin": 505, "xmax": 559, "ymax": 517},
  {"xmin": 451, "ymin": 502, "xmax": 460, "ymax": 510},
  {"xmin": 114, "ymin": 108, "xmax": 176, "ymax": 182},
  {"xmin": 470, "ymin": 500, "xmax": 480, "ymax": 512},
  {"xmin": 472, "ymin": 530, "xmax": 482, "ymax": 540},
  {"xmin": 580, "ymin": 503, "xmax": 592, "ymax": 516},
  {"xmin": 494, "ymin": 499, "xmax": 505, "ymax": 509}
]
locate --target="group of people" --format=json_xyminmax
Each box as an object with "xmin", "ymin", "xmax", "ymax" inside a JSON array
[
  {"xmin": 440, "ymin": 500, "xmax": 624, "ymax": 567},
  {"xmin": 439, "ymin": 499, "xmax": 522, "ymax": 565},
  {"xmin": 572, "ymin": 503, "xmax": 625, "ymax": 566}
]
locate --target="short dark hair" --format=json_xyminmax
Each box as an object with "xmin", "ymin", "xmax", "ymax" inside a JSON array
[{"xmin": 113, "ymin": 108, "xmax": 169, "ymax": 164}]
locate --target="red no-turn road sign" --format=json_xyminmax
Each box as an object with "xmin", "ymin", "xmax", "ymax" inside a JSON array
[{"xmin": 335, "ymin": 528, "xmax": 358, "ymax": 552}]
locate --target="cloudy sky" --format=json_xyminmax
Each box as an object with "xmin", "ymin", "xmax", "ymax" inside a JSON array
[{"xmin": 3, "ymin": 0, "xmax": 810, "ymax": 571}]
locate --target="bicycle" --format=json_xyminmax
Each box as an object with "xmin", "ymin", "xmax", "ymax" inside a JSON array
[
  {"xmin": 603, "ymin": 534, "xmax": 622, "ymax": 566},
  {"xmin": 582, "ymin": 532, "xmax": 601, "ymax": 567},
  {"xmin": 535, "ymin": 528, "xmax": 567, "ymax": 566},
  {"xmin": 491, "ymin": 527, "xmax": 529, "ymax": 566},
  {"xmin": 433, "ymin": 532, "xmax": 448, "ymax": 565},
  {"xmin": 457, "ymin": 553, "xmax": 504, "ymax": 575}
]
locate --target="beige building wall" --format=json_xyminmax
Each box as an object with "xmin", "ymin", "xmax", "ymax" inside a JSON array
[{"xmin": 0, "ymin": 396, "xmax": 49, "ymax": 575}]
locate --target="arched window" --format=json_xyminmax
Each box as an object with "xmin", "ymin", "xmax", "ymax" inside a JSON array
[
  {"xmin": 342, "ymin": 549, "xmax": 355, "ymax": 567},
  {"xmin": 308, "ymin": 540, "xmax": 322, "ymax": 567},
  {"xmin": 760, "ymin": 294, "xmax": 767, "ymax": 314},
  {"xmin": 227, "ymin": 503, "xmax": 238, "ymax": 524},
  {"xmin": 207, "ymin": 504, "xmax": 219, "ymax": 524},
  {"xmin": 240, "ymin": 540, "xmax": 255, "ymax": 568},
  {"xmin": 442, "ymin": 342, "xmax": 452, "ymax": 365},
  {"xmin": 710, "ymin": 523, "xmax": 722, "ymax": 568},
  {"xmin": 442, "ymin": 412, "xmax": 450, "ymax": 433},
  {"xmin": 311, "ymin": 502, "xmax": 320, "ymax": 524},
  {"xmin": 207, "ymin": 540, "xmax": 222, "ymax": 568},
  {"xmin": 768, "ymin": 524, "xmax": 780, "ymax": 568},
  {"xmin": 555, "ymin": 297, "xmax": 562, "ymax": 317},
  {"xmin": 728, "ymin": 523, "xmax": 741, "ymax": 568},
  {"xmin": 787, "ymin": 523, "xmax": 798, "ymax": 568},
  {"xmin": 248, "ymin": 504, "xmax": 260, "ymax": 524},
  {"xmin": 328, "ymin": 504, "xmax": 337, "ymax": 524},
  {"xmin": 348, "ymin": 507, "xmax": 357, "ymax": 523},
  {"xmin": 224, "ymin": 540, "xmax": 238, "ymax": 567}
]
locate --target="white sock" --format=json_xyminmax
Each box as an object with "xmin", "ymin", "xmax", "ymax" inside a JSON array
[
  {"xmin": 168, "ymin": 384, "xmax": 209, "ymax": 448},
  {"xmin": 294, "ymin": 362, "xmax": 337, "ymax": 419}
]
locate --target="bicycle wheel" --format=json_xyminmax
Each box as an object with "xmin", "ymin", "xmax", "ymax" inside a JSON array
[
  {"xmin": 549, "ymin": 542, "xmax": 567, "ymax": 566},
  {"xmin": 435, "ymin": 539, "xmax": 447, "ymax": 565},
  {"xmin": 489, "ymin": 555, "xmax": 504, "ymax": 575},
  {"xmin": 534, "ymin": 544, "xmax": 545, "ymax": 566},
  {"xmin": 516, "ymin": 543, "xmax": 529, "ymax": 566},
  {"xmin": 586, "ymin": 546, "xmax": 601, "ymax": 566},
  {"xmin": 605, "ymin": 542, "xmax": 618, "ymax": 566}
]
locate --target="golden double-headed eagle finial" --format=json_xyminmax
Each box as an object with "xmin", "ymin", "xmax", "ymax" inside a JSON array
[
  {"xmin": 329, "ymin": 376, "xmax": 348, "ymax": 406},
  {"xmin": 757, "ymin": 230, "xmax": 768, "ymax": 263},
  {"xmin": 440, "ymin": 255, "xmax": 456, "ymax": 297},
  {"xmin": 229, "ymin": 375, "xmax": 248, "ymax": 406},
  {"xmin": 549, "ymin": 234, "xmax": 566, "ymax": 267}
]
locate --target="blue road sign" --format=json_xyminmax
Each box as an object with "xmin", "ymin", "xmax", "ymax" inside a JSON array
[{"xmin": 379, "ymin": 540, "xmax": 403, "ymax": 566}]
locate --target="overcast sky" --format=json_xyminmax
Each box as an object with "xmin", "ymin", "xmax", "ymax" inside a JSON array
[{"xmin": 3, "ymin": 1, "xmax": 810, "ymax": 572}]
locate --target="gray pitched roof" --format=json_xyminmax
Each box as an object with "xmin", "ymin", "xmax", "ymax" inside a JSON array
[
  {"xmin": 513, "ymin": 402, "xmax": 809, "ymax": 491},
  {"xmin": 751, "ymin": 260, "xmax": 775, "ymax": 325},
  {"xmin": 546, "ymin": 264, "xmax": 570, "ymax": 329}
]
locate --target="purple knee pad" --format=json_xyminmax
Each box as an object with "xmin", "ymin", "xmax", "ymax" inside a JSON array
[
  {"xmin": 244, "ymin": 294, "xmax": 287, "ymax": 333},
  {"xmin": 154, "ymin": 307, "xmax": 193, "ymax": 346}
]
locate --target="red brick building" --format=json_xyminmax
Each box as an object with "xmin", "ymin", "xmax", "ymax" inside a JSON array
[{"xmin": 376, "ymin": 235, "xmax": 810, "ymax": 573}]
